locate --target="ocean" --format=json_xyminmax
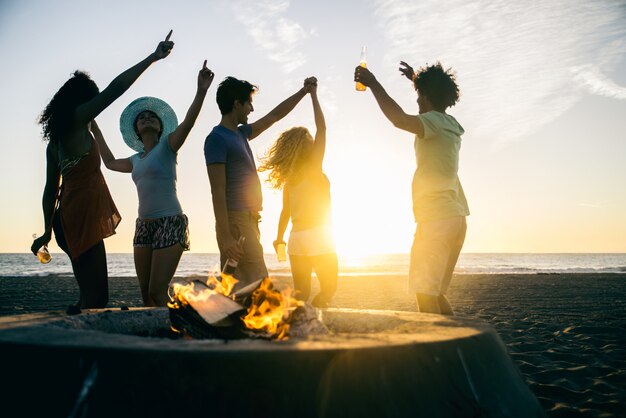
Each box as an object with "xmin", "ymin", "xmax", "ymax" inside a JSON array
[{"xmin": 2, "ymin": 252, "xmax": 625, "ymax": 278}]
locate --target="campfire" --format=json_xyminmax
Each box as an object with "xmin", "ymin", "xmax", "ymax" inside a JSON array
[{"xmin": 167, "ymin": 274, "xmax": 302, "ymax": 340}]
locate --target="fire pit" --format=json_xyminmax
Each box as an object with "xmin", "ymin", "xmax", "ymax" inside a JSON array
[{"xmin": 0, "ymin": 308, "xmax": 545, "ymax": 418}]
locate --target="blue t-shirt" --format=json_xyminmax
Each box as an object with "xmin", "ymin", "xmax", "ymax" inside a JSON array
[
  {"xmin": 204, "ymin": 124, "xmax": 262, "ymax": 212},
  {"xmin": 130, "ymin": 138, "xmax": 182, "ymax": 219}
]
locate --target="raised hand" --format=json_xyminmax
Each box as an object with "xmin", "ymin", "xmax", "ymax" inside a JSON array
[
  {"xmin": 399, "ymin": 61, "xmax": 415, "ymax": 81},
  {"xmin": 304, "ymin": 76, "xmax": 318, "ymax": 93},
  {"xmin": 198, "ymin": 60, "xmax": 215, "ymax": 91},
  {"xmin": 354, "ymin": 65, "xmax": 375, "ymax": 87},
  {"xmin": 153, "ymin": 30, "xmax": 175, "ymax": 60}
]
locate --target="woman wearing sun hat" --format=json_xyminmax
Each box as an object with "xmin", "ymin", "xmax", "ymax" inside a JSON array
[
  {"xmin": 92, "ymin": 60, "xmax": 214, "ymax": 306},
  {"xmin": 31, "ymin": 31, "xmax": 175, "ymax": 311}
]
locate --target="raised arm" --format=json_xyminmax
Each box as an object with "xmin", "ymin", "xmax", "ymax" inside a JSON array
[
  {"xmin": 31, "ymin": 145, "xmax": 61, "ymax": 254},
  {"xmin": 90, "ymin": 120, "xmax": 132, "ymax": 173},
  {"xmin": 168, "ymin": 60, "xmax": 214, "ymax": 153},
  {"xmin": 399, "ymin": 61, "xmax": 415, "ymax": 81},
  {"xmin": 74, "ymin": 30, "xmax": 175, "ymax": 125},
  {"xmin": 207, "ymin": 164, "xmax": 243, "ymax": 261},
  {"xmin": 248, "ymin": 77, "xmax": 317, "ymax": 140},
  {"xmin": 274, "ymin": 187, "xmax": 291, "ymax": 251},
  {"xmin": 308, "ymin": 80, "xmax": 326, "ymax": 170},
  {"xmin": 354, "ymin": 66, "xmax": 423, "ymax": 136}
]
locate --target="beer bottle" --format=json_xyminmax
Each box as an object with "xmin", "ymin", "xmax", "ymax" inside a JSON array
[
  {"xmin": 356, "ymin": 46, "xmax": 367, "ymax": 91},
  {"xmin": 222, "ymin": 236, "xmax": 245, "ymax": 276},
  {"xmin": 32, "ymin": 234, "xmax": 51, "ymax": 264}
]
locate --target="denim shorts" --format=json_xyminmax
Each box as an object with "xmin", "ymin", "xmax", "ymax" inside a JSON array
[{"xmin": 133, "ymin": 214, "xmax": 190, "ymax": 250}]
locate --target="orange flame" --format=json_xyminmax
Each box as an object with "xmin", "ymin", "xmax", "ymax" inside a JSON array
[
  {"xmin": 206, "ymin": 273, "xmax": 239, "ymax": 298},
  {"xmin": 241, "ymin": 278, "xmax": 300, "ymax": 339},
  {"xmin": 168, "ymin": 274, "xmax": 239, "ymax": 309},
  {"xmin": 168, "ymin": 274, "xmax": 298, "ymax": 340}
]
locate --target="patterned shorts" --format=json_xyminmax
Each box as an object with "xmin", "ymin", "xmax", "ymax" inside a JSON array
[{"xmin": 133, "ymin": 214, "xmax": 190, "ymax": 250}]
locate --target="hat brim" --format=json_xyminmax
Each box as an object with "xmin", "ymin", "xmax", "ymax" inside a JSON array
[{"xmin": 119, "ymin": 97, "xmax": 178, "ymax": 153}]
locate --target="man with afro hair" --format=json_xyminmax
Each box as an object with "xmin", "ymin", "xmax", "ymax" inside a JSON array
[{"xmin": 355, "ymin": 61, "xmax": 469, "ymax": 315}]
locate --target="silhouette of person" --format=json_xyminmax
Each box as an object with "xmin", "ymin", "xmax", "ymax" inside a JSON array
[
  {"xmin": 355, "ymin": 61, "xmax": 469, "ymax": 314},
  {"xmin": 205, "ymin": 76, "xmax": 317, "ymax": 289},
  {"xmin": 92, "ymin": 60, "xmax": 214, "ymax": 306},
  {"xmin": 31, "ymin": 31, "xmax": 175, "ymax": 311},
  {"xmin": 259, "ymin": 78, "xmax": 337, "ymax": 307}
]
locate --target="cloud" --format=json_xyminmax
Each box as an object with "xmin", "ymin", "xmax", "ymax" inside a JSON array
[
  {"xmin": 576, "ymin": 202, "xmax": 608, "ymax": 209},
  {"xmin": 230, "ymin": 0, "xmax": 308, "ymax": 73},
  {"xmin": 372, "ymin": 0, "xmax": 626, "ymax": 146},
  {"xmin": 572, "ymin": 64, "xmax": 626, "ymax": 99}
]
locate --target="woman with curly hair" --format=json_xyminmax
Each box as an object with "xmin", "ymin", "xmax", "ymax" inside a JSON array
[
  {"xmin": 31, "ymin": 32, "xmax": 175, "ymax": 310},
  {"xmin": 260, "ymin": 79, "xmax": 338, "ymax": 307}
]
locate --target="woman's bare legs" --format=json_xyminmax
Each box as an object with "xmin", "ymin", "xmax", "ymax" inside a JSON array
[
  {"xmin": 54, "ymin": 215, "xmax": 108, "ymax": 309},
  {"xmin": 149, "ymin": 244, "xmax": 184, "ymax": 306},
  {"xmin": 134, "ymin": 247, "xmax": 154, "ymax": 306},
  {"xmin": 73, "ymin": 240, "xmax": 109, "ymax": 308},
  {"xmin": 289, "ymin": 254, "xmax": 313, "ymax": 302},
  {"xmin": 311, "ymin": 253, "xmax": 338, "ymax": 307}
]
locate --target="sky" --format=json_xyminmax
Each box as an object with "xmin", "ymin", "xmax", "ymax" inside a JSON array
[{"xmin": 1, "ymin": 0, "xmax": 625, "ymax": 255}]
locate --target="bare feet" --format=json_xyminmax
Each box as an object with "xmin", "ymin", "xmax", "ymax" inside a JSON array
[
  {"xmin": 438, "ymin": 295, "xmax": 454, "ymax": 315},
  {"xmin": 416, "ymin": 293, "xmax": 454, "ymax": 315}
]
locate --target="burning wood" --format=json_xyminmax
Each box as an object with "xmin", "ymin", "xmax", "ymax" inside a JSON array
[
  {"xmin": 168, "ymin": 280, "xmax": 246, "ymax": 339},
  {"xmin": 168, "ymin": 276, "xmax": 302, "ymax": 340},
  {"xmin": 241, "ymin": 278, "xmax": 299, "ymax": 340}
]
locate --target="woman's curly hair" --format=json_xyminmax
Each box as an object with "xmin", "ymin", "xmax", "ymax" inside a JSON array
[
  {"xmin": 259, "ymin": 127, "xmax": 313, "ymax": 190},
  {"xmin": 38, "ymin": 71, "xmax": 99, "ymax": 143},
  {"xmin": 413, "ymin": 62, "xmax": 460, "ymax": 110}
]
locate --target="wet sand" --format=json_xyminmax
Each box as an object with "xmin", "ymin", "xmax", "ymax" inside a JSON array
[{"xmin": 1, "ymin": 273, "xmax": 625, "ymax": 417}]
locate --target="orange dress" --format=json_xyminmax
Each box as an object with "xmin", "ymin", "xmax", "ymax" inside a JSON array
[{"xmin": 59, "ymin": 139, "xmax": 121, "ymax": 259}]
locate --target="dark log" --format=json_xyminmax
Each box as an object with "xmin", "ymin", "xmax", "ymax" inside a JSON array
[{"xmin": 231, "ymin": 279, "xmax": 263, "ymax": 307}]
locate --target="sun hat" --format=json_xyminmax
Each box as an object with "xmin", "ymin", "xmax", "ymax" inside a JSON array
[{"xmin": 119, "ymin": 96, "xmax": 178, "ymax": 153}]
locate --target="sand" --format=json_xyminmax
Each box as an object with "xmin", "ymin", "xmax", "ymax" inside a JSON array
[{"xmin": 1, "ymin": 273, "xmax": 625, "ymax": 417}]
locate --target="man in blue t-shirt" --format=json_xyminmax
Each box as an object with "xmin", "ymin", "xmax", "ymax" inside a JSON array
[{"xmin": 205, "ymin": 76, "xmax": 316, "ymax": 287}]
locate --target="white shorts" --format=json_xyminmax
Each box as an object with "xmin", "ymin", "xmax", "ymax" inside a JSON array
[
  {"xmin": 409, "ymin": 216, "xmax": 467, "ymax": 296},
  {"xmin": 288, "ymin": 225, "xmax": 336, "ymax": 256}
]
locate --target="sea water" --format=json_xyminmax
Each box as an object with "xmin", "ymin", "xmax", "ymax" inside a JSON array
[{"xmin": 1, "ymin": 253, "xmax": 625, "ymax": 278}]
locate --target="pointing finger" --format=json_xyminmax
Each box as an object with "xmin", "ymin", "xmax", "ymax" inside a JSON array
[
  {"xmin": 203, "ymin": 59, "xmax": 207, "ymax": 70},
  {"xmin": 165, "ymin": 30, "xmax": 173, "ymax": 42}
]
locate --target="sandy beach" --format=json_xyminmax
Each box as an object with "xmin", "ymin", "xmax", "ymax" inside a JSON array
[{"xmin": 1, "ymin": 273, "xmax": 625, "ymax": 417}]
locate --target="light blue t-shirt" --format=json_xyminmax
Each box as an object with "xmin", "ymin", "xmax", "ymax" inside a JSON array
[
  {"xmin": 130, "ymin": 138, "xmax": 182, "ymax": 219},
  {"xmin": 204, "ymin": 124, "xmax": 263, "ymax": 212}
]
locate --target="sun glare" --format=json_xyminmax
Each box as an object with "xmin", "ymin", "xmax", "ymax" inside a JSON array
[{"xmin": 331, "ymin": 195, "xmax": 413, "ymax": 257}]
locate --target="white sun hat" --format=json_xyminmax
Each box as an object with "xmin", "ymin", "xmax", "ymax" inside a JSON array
[{"xmin": 119, "ymin": 96, "xmax": 178, "ymax": 152}]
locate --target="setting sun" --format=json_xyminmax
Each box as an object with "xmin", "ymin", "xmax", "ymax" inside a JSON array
[{"xmin": 1, "ymin": 3, "xmax": 625, "ymax": 417}]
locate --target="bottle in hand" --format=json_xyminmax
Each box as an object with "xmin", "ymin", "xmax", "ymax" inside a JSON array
[
  {"xmin": 32, "ymin": 233, "xmax": 51, "ymax": 264},
  {"xmin": 356, "ymin": 46, "xmax": 367, "ymax": 91},
  {"xmin": 222, "ymin": 236, "xmax": 246, "ymax": 276}
]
